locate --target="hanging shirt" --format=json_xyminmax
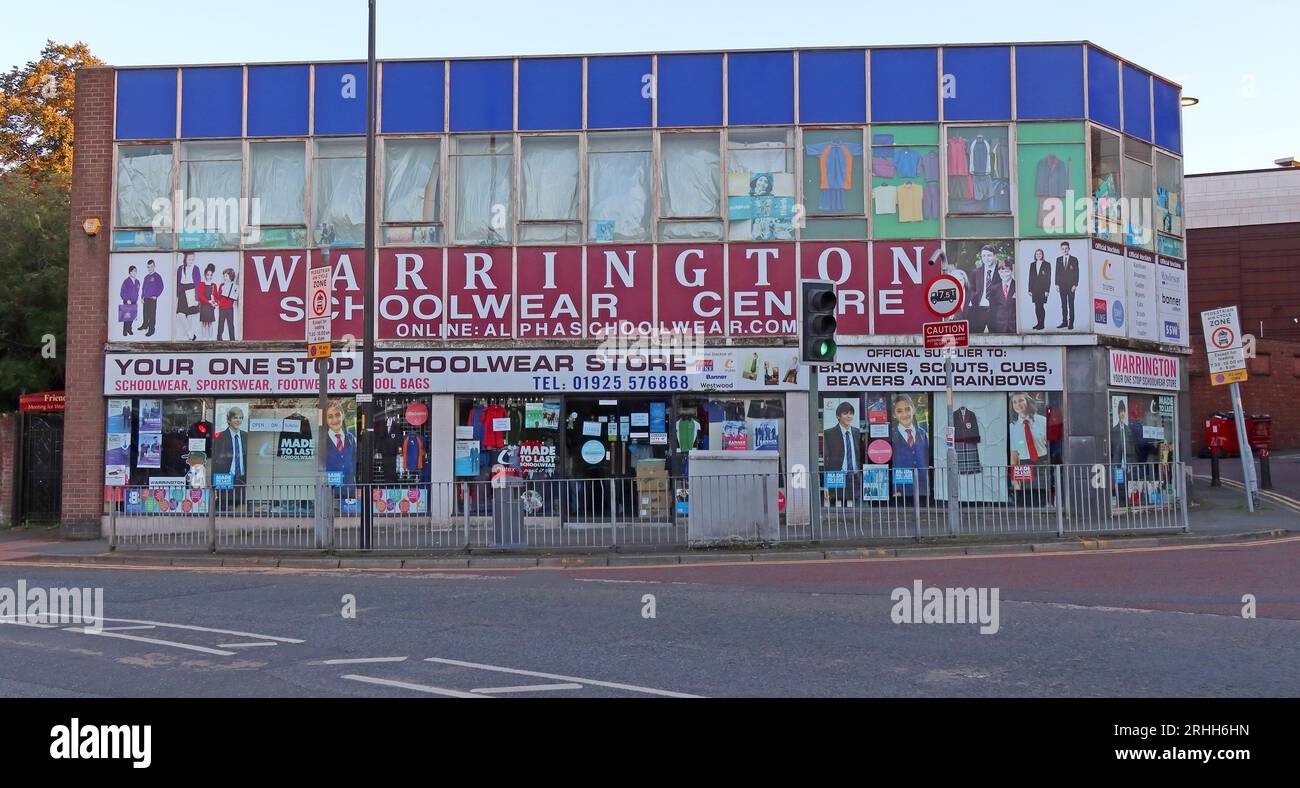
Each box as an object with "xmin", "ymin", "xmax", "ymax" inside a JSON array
[
  {"xmin": 896, "ymin": 183, "xmax": 924, "ymax": 222},
  {"xmin": 805, "ymin": 140, "xmax": 863, "ymax": 213},
  {"xmin": 481, "ymin": 404, "xmax": 507, "ymax": 449},
  {"xmin": 872, "ymin": 184, "xmax": 898, "ymax": 215},
  {"xmin": 947, "ymin": 136, "xmax": 970, "ymax": 176},
  {"xmin": 893, "ymin": 148, "xmax": 921, "ymax": 179},
  {"xmin": 676, "ymin": 418, "xmax": 700, "ymax": 452},
  {"xmin": 400, "ymin": 433, "xmax": 426, "ymax": 474}
]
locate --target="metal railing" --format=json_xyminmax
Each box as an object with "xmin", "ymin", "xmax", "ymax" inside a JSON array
[{"xmin": 105, "ymin": 461, "xmax": 1188, "ymax": 551}]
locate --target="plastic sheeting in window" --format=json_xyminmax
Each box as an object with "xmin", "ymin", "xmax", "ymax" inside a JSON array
[
  {"xmin": 116, "ymin": 145, "xmax": 173, "ymax": 227},
  {"xmin": 453, "ymin": 137, "xmax": 513, "ymax": 244},
  {"xmin": 313, "ymin": 140, "xmax": 366, "ymax": 246},
  {"xmin": 660, "ymin": 133, "xmax": 721, "ymax": 218},
  {"xmin": 181, "ymin": 142, "xmax": 241, "ymax": 230},
  {"xmin": 588, "ymin": 132, "xmax": 652, "ymax": 242},
  {"xmin": 384, "ymin": 139, "xmax": 440, "ymax": 223},
  {"xmin": 521, "ymin": 137, "xmax": 579, "ymax": 221},
  {"xmin": 250, "ymin": 142, "xmax": 306, "ymax": 225}
]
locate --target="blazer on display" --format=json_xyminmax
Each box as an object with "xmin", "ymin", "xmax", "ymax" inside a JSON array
[
  {"xmin": 327, "ymin": 429, "xmax": 357, "ymax": 483},
  {"xmin": 1028, "ymin": 260, "xmax": 1052, "ymax": 302},
  {"xmin": 987, "ymin": 278, "xmax": 1017, "ymax": 333},
  {"xmin": 1055, "ymin": 255, "xmax": 1081, "ymax": 291},
  {"xmin": 211, "ymin": 429, "xmax": 249, "ymax": 479},
  {"xmin": 823, "ymin": 425, "xmax": 863, "ymax": 472}
]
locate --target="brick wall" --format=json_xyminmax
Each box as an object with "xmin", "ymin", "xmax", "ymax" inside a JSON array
[
  {"xmin": 62, "ymin": 67, "xmax": 115, "ymax": 537},
  {"xmin": 0, "ymin": 413, "xmax": 16, "ymax": 526},
  {"xmin": 1189, "ymin": 337, "xmax": 1300, "ymax": 453}
]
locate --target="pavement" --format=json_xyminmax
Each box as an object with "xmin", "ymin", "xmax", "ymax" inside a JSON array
[{"xmin": 1192, "ymin": 448, "xmax": 1300, "ymax": 502}]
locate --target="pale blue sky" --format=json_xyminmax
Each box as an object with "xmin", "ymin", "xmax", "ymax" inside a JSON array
[{"xmin": 3, "ymin": 0, "xmax": 1293, "ymax": 173}]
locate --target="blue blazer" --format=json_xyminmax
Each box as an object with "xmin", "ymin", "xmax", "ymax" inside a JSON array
[
  {"xmin": 891, "ymin": 425, "xmax": 931, "ymax": 492},
  {"xmin": 326, "ymin": 429, "xmax": 357, "ymax": 485}
]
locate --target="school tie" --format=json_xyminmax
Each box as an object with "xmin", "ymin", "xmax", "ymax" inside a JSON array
[
  {"xmin": 233, "ymin": 432, "xmax": 242, "ymax": 476},
  {"xmin": 843, "ymin": 429, "xmax": 854, "ymax": 471},
  {"xmin": 336, "ymin": 434, "xmax": 344, "ymax": 452},
  {"xmin": 1024, "ymin": 421, "xmax": 1039, "ymax": 461},
  {"xmin": 906, "ymin": 428, "xmax": 915, "ymax": 448}
]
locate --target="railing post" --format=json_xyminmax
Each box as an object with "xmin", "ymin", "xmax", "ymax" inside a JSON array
[
  {"xmin": 461, "ymin": 481, "xmax": 470, "ymax": 548},
  {"xmin": 206, "ymin": 488, "xmax": 217, "ymax": 552},
  {"xmin": 1179, "ymin": 463, "xmax": 1191, "ymax": 533},
  {"xmin": 1054, "ymin": 464, "xmax": 1064, "ymax": 538},
  {"xmin": 912, "ymin": 473, "xmax": 922, "ymax": 540},
  {"xmin": 609, "ymin": 477, "xmax": 618, "ymax": 545},
  {"xmin": 108, "ymin": 491, "xmax": 118, "ymax": 551}
]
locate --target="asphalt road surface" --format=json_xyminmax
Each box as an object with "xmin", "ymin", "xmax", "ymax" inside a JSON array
[{"xmin": 2, "ymin": 537, "xmax": 1298, "ymax": 697}]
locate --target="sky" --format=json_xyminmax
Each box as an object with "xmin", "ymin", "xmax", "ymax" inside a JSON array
[{"xmin": 3, "ymin": 0, "xmax": 1294, "ymax": 174}]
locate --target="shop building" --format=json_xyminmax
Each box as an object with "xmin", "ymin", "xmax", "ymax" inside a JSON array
[
  {"xmin": 1185, "ymin": 164, "xmax": 1300, "ymax": 453},
  {"xmin": 64, "ymin": 42, "xmax": 1191, "ymax": 536}
]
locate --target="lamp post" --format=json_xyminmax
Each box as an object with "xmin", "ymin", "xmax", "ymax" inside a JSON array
[{"xmin": 357, "ymin": 0, "xmax": 379, "ymax": 549}]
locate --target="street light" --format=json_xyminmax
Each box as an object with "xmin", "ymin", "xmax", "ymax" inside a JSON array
[{"xmin": 1181, "ymin": 96, "xmax": 1199, "ymax": 107}]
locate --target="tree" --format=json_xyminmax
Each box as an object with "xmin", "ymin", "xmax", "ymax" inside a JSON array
[
  {"xmin": 1, "ymin": 41, "xmax": 103, "ymax": 177},
  {"xmin": 0, "ymin": 170, "xmax": 69, "ymax": 409}
]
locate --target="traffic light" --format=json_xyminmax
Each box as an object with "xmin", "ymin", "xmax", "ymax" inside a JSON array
[
  {"xmin": 800, "ymin": 281, "xmax": 838, "ymax": 364},
  {"xmin": 188, "ymin": 420, "xmax": 213, "ymax": 453}
]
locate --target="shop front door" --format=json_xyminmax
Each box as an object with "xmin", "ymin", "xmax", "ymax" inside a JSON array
[{"xmin": 565, "ymin": 396, "xmax": 670, "ymax": 520}]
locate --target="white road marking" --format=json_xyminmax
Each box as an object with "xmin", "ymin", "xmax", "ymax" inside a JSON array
[
  {"xmin": 94, "ymin": 617, "xmax": 305, "ymax": 644},
  {"xmin": 218, "ymin": 642, "xmax": 278, "ymax": 649},
  {"xmin": 95, "ymin": 625, "xmax": 158, "ymax": 632},
  {"xmin": 83, "ymin": 629, "xmax": 237, "ymax": 656},
  {"xmin": 0, "ymin": 619, "xmax": 57, "ymax": 629},
  {"xmin": 423, "ymin": 657, "xmax": 703, "ymax": 698},
  {"xmin": 471, "ymin": 683, "xmax": 583, "ymax": 694},
  {"xmin": 340, "ymin": 674, "xmax": 485, "ymax": 698},
  {"xmin": 316, "ymin": 656, "xmax": 408, "ymax": 665},
  {"xmin": 574, "ymin": 578, "xmax": 660, "ymax": 584}
]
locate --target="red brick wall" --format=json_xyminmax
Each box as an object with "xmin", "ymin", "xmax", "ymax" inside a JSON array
[
  {"xmin": 0, "ymin": 412, "xmax": 16, "ymax": 526},
  {"xmin": 61, "ymin": 67, "xmax": 115, "ymax": 537},
  {"xmin": 1188, "ymin": 223, "xmax": 1300, "ymax": 343},
  {"xmin": 1189, "ymin": 337, "xmax": 1300, "ymax": 453}
]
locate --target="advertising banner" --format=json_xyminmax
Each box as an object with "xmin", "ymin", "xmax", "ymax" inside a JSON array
[
  {"xmin": 1108, "ymin": 349, "xmax": 1181, "ymax": 391},
  {"xmin": 728, "ymin": 243, "xmax": 798, "ymax": 336},
  {"xmin": 656, "ymin": 244, "xmax": 725, "ymax": 336},
  {"xmin": 445, "ymin": 247, "xmax": 513, "ymax": 339},
  {"xmin": 1157, "ymin": 255, "xmax": 1189, "ymax": 346},
  {"xmin": 586, "ymin": 245, "xmax": 654, "ymax": 337},
  {"xmin": 109, "ymin": 252, "xmax": 174, "ymax": 342},
  {"xmin": 243, "ymin": 250, "xmax": 365, "ymax": 341},
  {"xmin": 1125, "ymin": 246, "xmax": 1160, "ymax": 343},
  {"xmin": 517, "ymin": 246, "xmax": 583, "ymax": 339},
  {"xmin": 801, "ymin": 242, "xmax": 870, "ymax": 335},
  {"xmin": 377, "ymin": 248, "xmax": 444, "ymax": 340},
  {"xmin": 1090, "ymin": 239, "xmax": 1127, "ymax": 337},
  {"xmin": 871, "ymin": 240, "xmax": 943, "ymax": 335},
  {"xmin": 1015, "ymin": 239, "xmax": 1089, "ymax": 333}
]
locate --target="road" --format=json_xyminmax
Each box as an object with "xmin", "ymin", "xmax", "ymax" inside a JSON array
[{"xmin": 1, "ymin": 538, "xmax": 1298, "ymax": 697}]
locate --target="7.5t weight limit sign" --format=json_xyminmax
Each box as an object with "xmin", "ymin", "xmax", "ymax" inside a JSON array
[{"xmin": 306, "ymin": 266, "xmax": 331, "ymax": 359}]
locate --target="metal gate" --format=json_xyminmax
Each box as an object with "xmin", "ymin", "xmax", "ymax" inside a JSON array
[{"xmin": 17, "ymin": 412, "xmax": 63, "ymax": 523}]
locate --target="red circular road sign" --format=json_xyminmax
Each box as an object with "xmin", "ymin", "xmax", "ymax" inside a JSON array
[
  {"xmin": 1211, "ymin": 326, "xmax": 1236, "ymax": 350},
  {"xmin": 925, "ymin": 274, "xmax": 965, "ymax": 318},
  {"xmin": 312, "ymin": 289, "xmax": 330, "ymax": 318}
]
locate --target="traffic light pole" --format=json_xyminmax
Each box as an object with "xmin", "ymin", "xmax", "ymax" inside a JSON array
[
  {"xmin": 807, "ymin": 365, "xmax": 821, "ymax": 542},
  {"xmin": 314, "ymin": 249, "xmax": 331, "ymax": 549},
  {"xmin": 358, "ymin": 0, "xmax": 379, "ymax": 550}
]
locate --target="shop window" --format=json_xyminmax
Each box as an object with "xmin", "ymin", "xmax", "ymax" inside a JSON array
[
  {"xmin": 945, "ymin": 125, "xmax": 1011, "ymax": 215},
  {"xmin": 451, "ymin": 134, "xmax": 513, "ymax": 245},
  {"xmin": 116, "ymin": 144, "xmax": 174, "ymax": 229},
  {"xmin": 1155, "ymin": 151, "xmax": 1183, "ymax": 238},
  {"xmin": 115, "ymin": 398, "xmax": 206, "ymax": 487},
  {"xmin": 587, "ymin": 131, "xmax": 652, "ymax": 243},
  {"xmin": 519, "ymin": 135, "xmax": 580, "ymax": 244},
  {"xmin": 817, "ymin": 393, "xmax": 934, "ymax": 503},
  {"xmin": 455, "ymin": 396, "xmax": 561, "ymax": 515},
  {"xmin": 313, "ymin": 139, "xmax": 366, "ymax": 247},
  {"xmin": 1016, "ymin": 122, "xmax": 1086, "ymax": 238},
  {"xmin": 675, "ymin": 394, "xmax": 787, "ymax": 463},
  {"xmin": 1089, "ymin": 126, "xmax": 1122, "ymax": 242},
  {"xmin": 178, "ymin": 141, "xmax": 241, "ymax": 248},
  {"xmin": 1109, "ymin": 392, "xmax": 1177, "ymax": 508},
  {"xmin": 382, "ymin": 137, "xmax": 441, "ymax": 245},
  {"xmin": 248, "ymin": 141, "xmax": 307, "ymax": 247},
  {"xmin": 1122, "ymin": 136, "xmax": 1154, "ymax": 250},
  {"xmin": 370, "ymin": 397, "xmax": 433, "ymax": 514},
  {"xmin": 869, "ymin": 125, "xmax": 940, "ymax": 239},
  {"xmin": 726, "ymin": 128, "xmax": 795, "ymax": 241},
  {"xmin": 659, "ymin": 131, "xmax": 722, "ymax": 241},
  {"xmin": 801, "ymin": 128, "xmax": 865, "ymax": 239}
]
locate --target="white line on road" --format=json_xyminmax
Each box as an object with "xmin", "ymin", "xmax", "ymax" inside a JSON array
[
  {"xmin": 82, "ymin": 629, "xmax": 237, "ymax": 656},
  {"xmin": 471, "ymin": 683, "xmax": 584, "ymax": 694},
  {"xmin": 316, "ymin": 656, "xmax": 408, "ymax": 665},
  {"xmin": 340, "ymin": 674, "xmax": 485, "ymax": 698},
  {"xmin": 218, "ymin": 642, "xmax": 278, "ymax": 649},
  {"xmin": 574, "ymin": 578, "xmax": 660, "ymax": 584},
  {"xmin": 423, "ymin": 657, "xmax": 703, "ymax": 698},
  {"xmin": 95, "ymin": 625, "xmax": 158, "ymax": 632},
  {"xmin": 0, "ymin": 619, "xmax": 57, "ymax": 629},
  {"xmin": 94, "ymin": 617, "xmax": 305, "ymax": 644}
]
